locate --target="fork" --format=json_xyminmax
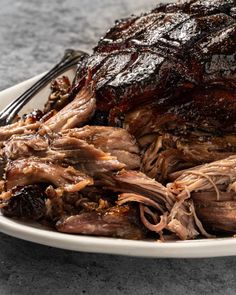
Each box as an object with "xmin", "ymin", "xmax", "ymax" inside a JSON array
[{"xmin": 0, "ymin": 49, "xmax": 88, "ymax": 127}]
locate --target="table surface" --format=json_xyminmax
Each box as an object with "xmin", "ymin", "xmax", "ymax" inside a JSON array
[{"xmin": 1, "ymin": 1, "xmax": 236, "ymax": 294}]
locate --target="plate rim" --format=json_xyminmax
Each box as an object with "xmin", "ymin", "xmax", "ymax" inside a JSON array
[
  {"xmin": 1, "ymin": 74, "xmax": 236, "ymax": 258},
  {"xmin": 2, "ymin": 213, "xmax": 236, "ymax": 258}
]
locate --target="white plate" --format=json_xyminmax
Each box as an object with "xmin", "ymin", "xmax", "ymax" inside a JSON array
[{"xmin": 1, "ymin": 74, "xmax": 236, "ymax": 258}]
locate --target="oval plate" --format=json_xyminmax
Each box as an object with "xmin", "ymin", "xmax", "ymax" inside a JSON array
[{"xmin": 1, "ymin": 73, "xmax": 236, "ymax": 258}]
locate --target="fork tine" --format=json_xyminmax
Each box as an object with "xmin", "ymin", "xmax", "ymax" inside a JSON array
[
  {"xmin": 0, "ymin": 56, "xmax": 80, "ymax": 118},
  {"xmin": 0, "ymin": 50, "xmax": 80, "ymax": 116},
  {"xmin": 0, "ymin": 49, "xmax": 88, "ymax": 126},
  {"xmin": 2, "ymin": 59, "xmax": 78, "ymax": 124}
]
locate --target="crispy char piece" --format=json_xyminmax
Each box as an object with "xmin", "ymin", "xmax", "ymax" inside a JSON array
[
  {"xmin": 98, "ymin": 170, "xmax": 204, "ymax": 240},
  {"xmin": 56, "ymin": 204, "xmax": 145, "ymax": 240},
  {"xmin": 44, "ymin": 76, "xmax": 72, "ymax": 113},
  {"xmin": 73, "ymin": 0, "xmax": 235, "ymax": 127},
  {"xmin": 0, "ymin": 160, "xmax": 92, "ymax": 220},
  {"xmin": 4, "ymin": 159, "xmax": 93, "ymax": 193},
  {"xmin": 1, "ymin": 185, "xmax": 47, "ymax": 220},
  {"xmin": 45, "ymin": 185, "xmax": 115, "ymax": 223}
]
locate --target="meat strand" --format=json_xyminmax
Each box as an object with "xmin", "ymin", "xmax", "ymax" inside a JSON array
[
  {"xmin": 56, "ymin": 204, "xmax": 144, "ymax": 240},
  {"xmin": 43, "ymin": 84, "xmax": 96, "ymax": 132},
  {"xmin": 5, "ymin": 159, "xmax": 93, "ymax": 194},
  {"xmin": 3, "ymin": 126, "xmax": 140, "ymax": 173}
]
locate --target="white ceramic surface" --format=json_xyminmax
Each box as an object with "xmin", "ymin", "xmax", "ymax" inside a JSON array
[{"xmin": 1, "ymin": 74, "xmax": 236, "ymax": 258}]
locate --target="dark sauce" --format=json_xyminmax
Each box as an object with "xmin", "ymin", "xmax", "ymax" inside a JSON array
[{"xmin": 89, "ymin": 110, "xmax": 109, "ymax": 126}]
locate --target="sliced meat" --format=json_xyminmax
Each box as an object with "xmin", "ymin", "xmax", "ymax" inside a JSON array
[
  {"xmin": 56, "ymin": 204, "xmax": 145, "ymax": 240},
  {"xmin": 63, "ymin": 125, "xmax": 139, "ymax": 154},
  {"xmin": 116, "ymin": 190, "xmax": 203, "ymax": 240},
  {"xmin": 117, "ymin": 193, "xmax": 168, "ymax": 234},
  {"xmin": 192, "ymin": 190, "xmax": 236, "ymax": 203},
  {"xmin": 166, "ymin": 156, "xmax": 236, "ymax": 236},
  {"xmin": 3, "ymin": 134, "xmax": 49, "ymax": 159},
  {"xmin": 4, "ymin": 125, "xmax": 139, "ymax": 173},
  {"xmin": 141, "ymin": 136, "xmax": 185, "ymax": 182}
]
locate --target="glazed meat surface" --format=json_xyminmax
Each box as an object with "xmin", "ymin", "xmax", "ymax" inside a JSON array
[
  {"xmin": 72, "ymin": 0, "xmax": 236, "ymax": 181},
  {"xmin": 74, "ymin": 0, "xmax": 235, "ymax": 128},
  {"xmin": 1, "ymin": 0, "xmax": 236, "ymax": 241}
]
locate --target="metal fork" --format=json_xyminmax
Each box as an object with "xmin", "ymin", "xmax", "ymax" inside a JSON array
[{"xmin": 0, "ymin": 49, "xmax": 88, "ymax": 127}]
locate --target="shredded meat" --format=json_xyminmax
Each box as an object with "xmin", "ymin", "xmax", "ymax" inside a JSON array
[
  {"xmin": 98, "ymin": 170, "xmax": 204, "ymax": 239},
  {"xmin": 4, "ymin": 159, "xmax": 93, "ymax": 194},
  {"xmin": 56, "ymin": 204, "xmax": 144, "ymax": 240},
  {"xmin": 194, "ymin": 199, "xmax": 236, "ymax": 233},
  {"xmin": 63, "ymin": 126, "xmax": 140, "ymax": 169},
  {"xmin": 0, "ymin": 121, "xmax": 41, "ymax": 147},
  {"xmin": 3, "ymin": 126, "xmax": 140, "ymax": 173},
  {"xmin": 168, "ymin": 156, "xmax": 236, "ymax": 201},
  {"xmin": 1, "ymin": 0, "xmax": 236, "ymax": 241},
  {"xmin": 43, "ymin": 83, "xmax": 95, "ymax": 132}
]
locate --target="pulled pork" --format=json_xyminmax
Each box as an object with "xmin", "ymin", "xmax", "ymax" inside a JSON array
[{"xmin": 1, "ymin": 0, "xmax": 236, "ymax": 241}]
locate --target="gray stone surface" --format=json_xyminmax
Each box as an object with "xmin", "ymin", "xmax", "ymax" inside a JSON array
[{"xmin": 0, "ymin": 1, "xmax": 236, "ymax": 294}]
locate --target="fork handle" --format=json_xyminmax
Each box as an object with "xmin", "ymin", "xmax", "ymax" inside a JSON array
[{"xmin": 0, "ymin": 49, "xmax": 88, "ymax": 126}]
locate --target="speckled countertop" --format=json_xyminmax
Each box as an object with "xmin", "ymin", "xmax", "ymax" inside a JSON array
[{"xmin": 1, "ymin": 1, "xmax": 236, "ymax": 294}]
